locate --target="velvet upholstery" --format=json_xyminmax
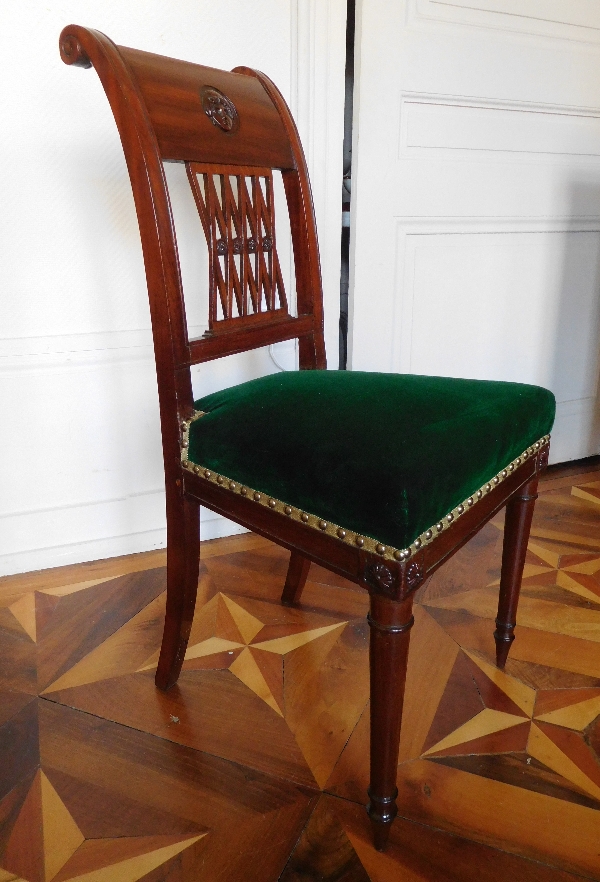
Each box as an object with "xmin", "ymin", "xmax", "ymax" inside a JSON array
[{"xmin": 189, "ymin": 371, "xmax": 555, "ymax": 550}]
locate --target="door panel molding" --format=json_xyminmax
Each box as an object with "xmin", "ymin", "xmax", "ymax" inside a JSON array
[
  {"xmin": 399, "ymin": 93, "xmax": 600, "ymax": 160},
  {"xmin": 411, "ymin": 0, "xmax": 600, "ymax": 44}
]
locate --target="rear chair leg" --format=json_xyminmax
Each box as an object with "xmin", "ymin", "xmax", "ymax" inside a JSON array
[
  {"xmin": 156, "ymin": 495, "xmax": 200, "ymax": 691},
  {"xmin": 367, "ymin": 593, "xmax": 415, "ymax": 851},
  {"xmin": 494, "ymin": 475, "xmax": 539, "ymax": 668},
  {"xmin": 281, "ymin": 550, "xmax": 311, "ymax": 605}
]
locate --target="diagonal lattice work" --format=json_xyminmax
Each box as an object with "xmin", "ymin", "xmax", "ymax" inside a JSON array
[{"xmin": 187, "ymin": 162, "xmax": 288, "ymax": 327}]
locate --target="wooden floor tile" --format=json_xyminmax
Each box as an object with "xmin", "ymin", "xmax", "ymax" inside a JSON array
[{"xmin": 3, "ymin": 464, "xmax": 600, "ymax": 879}]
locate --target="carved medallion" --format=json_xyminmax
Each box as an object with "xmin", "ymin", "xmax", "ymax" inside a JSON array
[
  {"xmin": 405, "ymin": 560, "xmax": 424, "ymax": 591},
  {"xmin": 200, "ymin": 86, "xmax": 239, "ymax": 133},
  {"xmin": 364, "ymin": 561, "xmax": 397, "ymax": 597}
]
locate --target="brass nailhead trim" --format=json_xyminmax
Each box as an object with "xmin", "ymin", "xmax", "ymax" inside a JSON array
[{"xmin": 180, "ymin": 414, "xmax": 549, "ymax": 563}]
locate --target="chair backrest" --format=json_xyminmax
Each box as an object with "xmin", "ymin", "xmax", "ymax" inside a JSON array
[{"xmin": 59, "ymin": 26, "xmax": 326, "ymax": 480}]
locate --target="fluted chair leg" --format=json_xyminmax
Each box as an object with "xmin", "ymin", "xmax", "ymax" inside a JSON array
[
  {"xmin": 367, "ymin": 593, "xmax": 415, "ymax": 851},
  {"xmin": 156, "ymin": 496, "xmax": 200, "ymax": 691},
  {"xmin": 281, "ymin": 550, "xmax": 311, "ymax": 605},
  {"xmin": 494, "ymin": 476, "xmax": 539, "ymax": 668}
]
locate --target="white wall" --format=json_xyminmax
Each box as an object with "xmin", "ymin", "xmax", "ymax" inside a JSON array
[{"xmin": 0, "ymin": 0, "xmax": 346, "ymax": 575}]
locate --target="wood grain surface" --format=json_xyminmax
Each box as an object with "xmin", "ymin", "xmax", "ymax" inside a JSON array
[{"xmin": 2, "ymin": 466, "xmax": 600, "ymax": 879}]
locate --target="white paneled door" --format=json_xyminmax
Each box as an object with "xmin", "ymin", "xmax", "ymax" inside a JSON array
[{"xmin": 350, "ymin": 0, "xmax": 600, "ymax": 462}]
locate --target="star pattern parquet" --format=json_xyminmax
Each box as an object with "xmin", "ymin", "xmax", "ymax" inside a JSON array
[{"xmin": 1, "ymin": 466, "xmax": 600, "ymax": 880}]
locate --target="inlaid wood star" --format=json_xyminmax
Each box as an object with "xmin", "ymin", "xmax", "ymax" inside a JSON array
[
  {"xmin": 0, "ymin": 768, "xmax": 205, "ymax": 882},
  {"xmin": 4, "ymin": 476, "xmax": 600, "ymax": 878},
  {"xmin": 147, "ymin": 592, "xmax": 348, "ymax": 717}
]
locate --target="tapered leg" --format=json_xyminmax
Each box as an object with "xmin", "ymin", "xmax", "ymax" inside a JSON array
[
  {"xmin": 155, "ymin": 495, "xmax": 200, "ymax": 691},
  {"xmin": 367, "ymin": 593, "xmax": 415, "ymax": 852},
  {"xmin": 494, "ymin": 475, "xmax": 539, "ymax": 668},
  {"xmin": 281, "ymin": 550, "xmax": 311, "ymax": 605}
]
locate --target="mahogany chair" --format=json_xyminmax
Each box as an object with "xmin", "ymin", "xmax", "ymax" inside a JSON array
[{"xmin": 60, "ymin": 25, "xmax": 556, "ymax": 852}]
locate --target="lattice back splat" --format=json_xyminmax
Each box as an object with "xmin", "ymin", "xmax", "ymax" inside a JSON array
[{"xmin": 187, "ymin": 163, "xmax": 288, "ymax": 332}]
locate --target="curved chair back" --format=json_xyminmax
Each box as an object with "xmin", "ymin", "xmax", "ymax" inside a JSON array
[{"xmin": 59, "ymin": 26, "xmax": 326, "ymax": 482}]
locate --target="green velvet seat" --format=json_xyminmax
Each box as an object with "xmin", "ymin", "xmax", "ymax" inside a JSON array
[{"xmin": 186, "ymin": 371, "xmax": 555, "ymax": 557}]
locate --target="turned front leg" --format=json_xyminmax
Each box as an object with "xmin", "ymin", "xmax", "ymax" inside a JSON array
[
  {"xmin": 367, "ymin": 593, "xmax": 415, "ymax": 852},
  {"xmin": 494, "ymin": 475, "xmax": 539, "ymax": 668}
]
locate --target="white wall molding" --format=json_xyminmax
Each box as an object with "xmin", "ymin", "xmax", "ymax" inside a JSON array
[
  {"xmin": 0, "ymin": 326, "xmax": 210, "ymax": 373},
  {"xmin": 399, "ymin": 92, "xmax": 600, "ymax": 161},
  {"xmin": 292, "ymin": 0, "xmax": 347, "ymax": 366},
  {"xmin": 392, "ymin": 216, "xmax": 600, "ymax": 374},
  {"xmin": 410, "ymin": 0, "xmax": 600, "ymax": 45},
  {"xmin": 0, "ymin": 505, "xmax": 245, "ymax": 576},
  {"xmin": 390, "ymin": 216, "xmax": 600, "ymax": 461}
]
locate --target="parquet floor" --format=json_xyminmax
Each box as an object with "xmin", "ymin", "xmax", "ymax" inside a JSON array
[{"xmin": 2, "ymin": 463, "xmax": 600, "ymax": 881}]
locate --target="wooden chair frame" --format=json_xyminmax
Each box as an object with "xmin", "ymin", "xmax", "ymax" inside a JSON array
[{"xmin": 60, "ymin": 25, "xmax": 549, "ymax": 851}]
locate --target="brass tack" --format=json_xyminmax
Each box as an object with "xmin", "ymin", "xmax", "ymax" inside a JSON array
[
  {"xmin": 284, "ymin": 506, "xmax": 292, "ymax": 515},
  {"xmin": 501, "ymin": 470, "xmax": 507, "ymax": 478},
  {"xmin": 204, "ymin": 469, "xmax": 211, "ymax": 479},
  {"xmin": 414, "ymin": 538, "xmax": 422, "ymax": 548},
  {"xmin": 376, "ymin": 544, "xmax": 386, "ymax": 554},
  {"xmin": 493, "ymin": 476, "xmax": 499, "ymax": 485},
  {"xmin": 394, "ymin": 550, "xmax": 402, "ymax": 560},
  {"xmin": 229, "ymin": 481, "xmax": 236, "ymax": 490},
  {"xmin": 355, "ymin": 536, "xmax": 364, "ymax": 547},
  {"xmin": 477, "ymin": 489, "xmax": 483, "ymax": 499},
  {"xmin": 534, "ymin": 441, "xmax": 540, "ymax": 449},
  {"xmin": 254, "ymin": 492, "xmax": 262, "ymax": 501},
  {"xmin": 457, "ymin": 504, "xmax": 464, "ymax": 514},
  {"xmin": 516, "ymin": 457, "xmax": 521, "ymax": 464},
  {"xmin": 468, "ymin": 497, "xmax": 473, "ymax": 506},
  {"xmin": 337, "ymin": 528, "xmax": 346, "ymax": 539},
  {"xmin": 182, "ymin": 439, "xmax": 188, "ymax": 448},
  {"xmin": 425, "ymin": 529, "xmax": 433, "ymax": 539},
  {"xmin": 486, "ymin": 484, "xmax": 491, "ymax": 492},
  {"xmin": 217, "ymin": 476, "xmax": 224, "ymax": 484},
  {"xmin": 447, "ymin": 513, "xmax": 454, "ymax": 523},
  {"xmin": 301, "ymin": 513, "xmax": 309, "ymax": 522},
  {"xmin": 508, "ymin": 464, "xmax": 514, "ymax": 472},
  {"xmin": 401, "ymin": 549, "xmax": 410, "ymax": 559},
  {"xmin": 194, "ymin": 466, "xmax": 201, "ymax": 475},
  {"xmin": 241, "ymin": 487, "xmax": 248, "ymax": 495},
  {"xmin": 436, "ymin": 522, "xmax": 443, "ymax": 532},
  {"xmin": 268, "ymin": 499, "xmax": 276, "ymax": 508},
  {"xmin": 319, "ymin": 520, "xmax": 328, "ymax": 530}
]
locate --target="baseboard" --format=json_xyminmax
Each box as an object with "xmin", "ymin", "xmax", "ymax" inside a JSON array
[{"xmin": 0, "ymin": 512, "xmax": 247, "ymax": 578}]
